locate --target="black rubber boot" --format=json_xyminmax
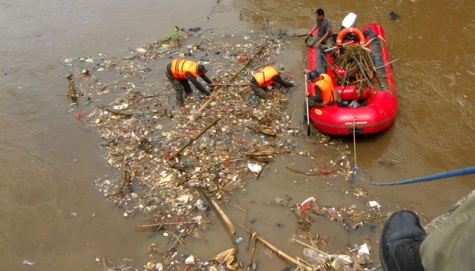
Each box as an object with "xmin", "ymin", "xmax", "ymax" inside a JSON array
[{"xmin": 380, "ymin": 210, "xmax": 427, "ymax": 271}]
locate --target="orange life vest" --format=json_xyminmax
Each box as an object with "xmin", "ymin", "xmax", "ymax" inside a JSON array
[
  {"xmin": 315, "ymin": 73, "xmax": 335, "ymax": 104},
  {"xmin": 170, "ymin": 59, "xmax": 199, "ymax": 79},
  {"xmin": 252, "ymin": 66, "xmax": 280, "ymax": 87}
]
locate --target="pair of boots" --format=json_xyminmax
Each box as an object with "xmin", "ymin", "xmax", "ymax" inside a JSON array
[{"xmin": 380, "ymin": 210, "xmax": 427, "ymax": 271}]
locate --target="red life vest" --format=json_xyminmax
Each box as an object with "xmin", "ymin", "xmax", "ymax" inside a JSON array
[
  {"xmin": 170, "ymin": 59, "xmax": 199, "ymax": 79},
  {"xmin": 315, "ymin": 73, "xmax": 335, "ymax": 104},
  {"xmin": 252, "ymin": 66, "xmax": 280, "ymax": 87}
]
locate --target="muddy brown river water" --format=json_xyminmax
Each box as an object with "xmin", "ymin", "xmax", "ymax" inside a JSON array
[{"xmin": 1, "ymin": 0, "xmax": 474, "ymax": 270}]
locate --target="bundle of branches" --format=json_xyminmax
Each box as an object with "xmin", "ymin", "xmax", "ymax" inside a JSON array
[{"xmin": 334, "ymin": 45, "xmax": 382, "ymax": 96}]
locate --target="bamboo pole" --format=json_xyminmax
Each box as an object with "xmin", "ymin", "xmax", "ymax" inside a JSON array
[
  {"xmin": 215, "ymin": 83, "xmax": 250, "ymax": 87},
  {"xmin": 136, "ymin": 220, "xmax": 212, "ymax": 230},
  {"xmin": 175, "ymin": 25, "xmax": 193, "ymax": 36},
  {"xmin": 238, "ymin": 224, "xmax": 314, "ymax": 270},
  {"xmin": 247, "ymin": 239, "xmax": 258, "ymax": 271},
  {"xmin": 289, "ymin": 237, "xmax": 331, "ymax": 258},
  {"xmin": 169, "ymin": 117, "xmax": 220, "ymax": 160},
  {"xmin": 352, "ymin": 55, "xmax": 374, "ymax": 93},
  {"xmin": 201, "ymin": 190, "xmax": 236, "ymax": 236},
  {"xmin": 199, "ymin": 40, "xmax": 268, "ymax": 112},
  {"xmin": 319, "ymin": 48, "xmax": 339, "ymax": 77},
  {"xmin": 377, "ymin": 58, "xmax": 399, "ymax": 70},
  {"xmin": 362, "ymin": 51, "xmax": 384, "ymax": 89}
]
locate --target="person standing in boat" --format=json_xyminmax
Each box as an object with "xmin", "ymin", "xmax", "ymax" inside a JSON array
[
  {"xmin": 305, "ymin": 70, "xmax": 340, "ymax": 106},
  {"xmin": 165, "ymin": 59, "xmax": 215, "ymax": 108},
  {"xmin": 250, "ymin": 65, "xmax": 294, "ymax": 99},
  {"xmin": 306, "ymin": 8, "xmax": 334, "ymax": 48}
]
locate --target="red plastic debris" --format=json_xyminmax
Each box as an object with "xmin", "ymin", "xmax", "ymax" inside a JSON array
[
  {"xmin": 299, "ymin": 197, "xmax": 316, "ymax": 213},
  {"xmin": 237, "ymin": 54, "xmax": 248, "ymax": 62},
  {"xmin": 164, "ymin": 150, "xmax": 174, "ymax": 159},
  {"xmin": 74, "ymin": 113, "xmax": 83, "ymax": 121},
  {"xmin": 319, "ymin": 165, "xmax": 330, "ymax": 175}
]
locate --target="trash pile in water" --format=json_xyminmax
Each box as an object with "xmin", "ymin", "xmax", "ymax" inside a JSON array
[
  {"xmin": 63, "ymin": 27, "xmax": 383, "ymax": 270},
  {"xmin": 65, "ymin": 27, "xmax": 300, "ymax": 217}
]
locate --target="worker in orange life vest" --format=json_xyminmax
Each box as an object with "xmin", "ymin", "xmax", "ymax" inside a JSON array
[
  {"xmin": 250, "ymin": 66, "xmax": 293, "ymax": 99},
  {"xmin": 165, "ymin": 59, "xmax": 215, "ymax": 107},
  {"xmin": 304, "ymin": 69, "xmax": 340, "ymax": 106}
]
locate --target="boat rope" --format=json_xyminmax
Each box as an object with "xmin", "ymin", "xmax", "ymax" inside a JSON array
[
  {"xmin": 353, "ymin": 165, "xmax": 475, "ymax": 186},
  {"xmin": 352, "ymin": 118, "xmax": 358, "ymax": 168}
]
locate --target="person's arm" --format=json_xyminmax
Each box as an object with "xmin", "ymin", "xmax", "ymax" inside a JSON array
[
  {"xmin": 200, "ymin": 74, "xmax": 213, "ymax": 85},
  {"xmin": 165, "ymin": 63, "xmax": 173, "ymax": 77},
  {"xmin": 308, "ymin": 24, "xmax": 317, "ymax": 35},
  {"xmin": 186, "ymin": 73, "xmax": 210, "ymax": 95},
  {"xmin": 272, "ymin": 75, "xmax": 293, "ymax": 88},
  {"xmin": 321, "ymin": 30, "xmax": 331, "ymax": 41},
  {"xmin": 315, "ymin": 30, "xmax": 331, "ymax": 47}
]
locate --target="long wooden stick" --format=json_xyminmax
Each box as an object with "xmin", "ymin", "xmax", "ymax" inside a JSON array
[
  {"xmin": 199, "ymin": 40, "xmax": 268, "ymax": 112},
  {"xmin": 376, "ymin": 58, "xmax": 399, "ymax": 70},
  {"xmin": 367, "ymin": 55, "xmax": 384, "ymax": 88},
  {"xmin": 136, "ymin": 220, "xmax": 212, "ymax": 229},
  {"xmin": 169, "ymin": 117, "xmax": 220, "ymax": 160},
  {"xmin": 289, "ymin": 237, "xmax": 331, "ymax": 258},
  {"xmin": 202, "ymin": 191, "xmax": 236, "ymax": 236},
  {"xmin": 238, "ymin": 224, "xmax": 313, "ymax": 270},
  {"xmin": 248, "ymin": 239, "xmax": 258, "ymax": 271},
  {"xmin": 174, "ymin": 25, "xmax": 192, "ymax": 36},
  {"xmin": 215, "ymin": 83, "xmax": 250, "ymax": 87}
]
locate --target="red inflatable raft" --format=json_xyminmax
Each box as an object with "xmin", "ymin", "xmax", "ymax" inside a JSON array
[{"xmin": 306, "ymin": 23, "xmax": 397, "ymax": 135}]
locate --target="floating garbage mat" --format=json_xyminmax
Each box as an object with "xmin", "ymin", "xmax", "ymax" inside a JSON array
[
  {"xmin": 64, "ymin": 27, "xmax": 301, "ymax": 217},
  {"xmin": 63, "ymin": 27, "xmax": 367, "ymax": 270}
]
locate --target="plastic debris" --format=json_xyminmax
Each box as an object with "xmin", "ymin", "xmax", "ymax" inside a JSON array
[
  {"xmin": 358, "ymin": 243, "xmax": 370, "ymax": 255},
  {"xmin": 299, "ymin": 197, "xmax": 316, "ymax": 213},
  {"xmin": 22, "ymin": 260, "xmax": 36, "ymax": 266},
  {"xmin": 212, "ymin": 249, "xmax": 239, "ymax": 271},
  {"xmin": 368, "ymin": 200, "xmax": 381, "ymax": 208},
  {"xmin": 184, "ymin": 255, "xmax": 195, "ymax": 264},
  {"xmin": 248, "ymin": 163, "xmax": 262, "ymax": 173}
]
